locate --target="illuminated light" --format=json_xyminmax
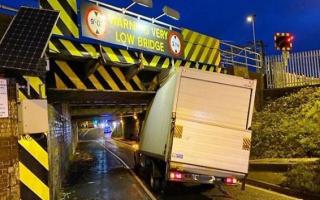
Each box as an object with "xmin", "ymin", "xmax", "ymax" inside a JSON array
[
  {"xmin": 132, "ymin": 144, "xmax": 139, "ymax": 150},
  {"xmin": 224, "ymin": 177, "xmax": 237, "ymax": 185},
  {"xmin": 112, "ymin": 121, "xmax": 117, "ymax": 127},
  {"xmin": 120, "ymin": 119, "xmax": 124, "ymax": 124},
  {"xmin": 170, "ymin": 172, "xmax": 175, "ymax": 179},
  {"xmin": 175, "ymin": 172, "xmax": 182, "ymax": 179},
  {"xmin": 133, "ymin": 113, "xmax": 138, "ymax": 120},
  {"xmin": 246, "ymin": 15, "xmax": 253, "ymax": 23},
  {"xmin": 99, "ymin": 123, "xmax": 106, "ymax": 129}
]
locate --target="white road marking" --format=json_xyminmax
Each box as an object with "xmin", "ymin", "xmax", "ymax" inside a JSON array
[{"xmin": 96, "ymin": 141, "xmax": 157, "ymax": 200}]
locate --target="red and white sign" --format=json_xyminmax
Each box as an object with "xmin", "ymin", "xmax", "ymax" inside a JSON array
[
  {"xmin": 86, "ymin": 8, "xmax": 106, "ymax": 37},
  {"xmin": 168, "ymin": 32, "xmax": 183, "ymax": 57}
]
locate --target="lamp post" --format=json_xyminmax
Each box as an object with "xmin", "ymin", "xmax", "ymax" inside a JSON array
[{"xmin": 246, "ymin": 14, "xmax": 256, "ymax": 52}]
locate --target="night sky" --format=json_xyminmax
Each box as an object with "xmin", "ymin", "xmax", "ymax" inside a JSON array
[{"xmin": 2, "ymin": 0, "xmax": 320, "ymax": 54}]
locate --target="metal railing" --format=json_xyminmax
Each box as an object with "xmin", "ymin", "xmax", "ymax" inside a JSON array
[
  {"xmin": 265, "ymin": 50, "xmax": 320, "ymax": 89},
  {"xmin": 220, "ymin": 42, "xmax": 263, "ymax": 70}
]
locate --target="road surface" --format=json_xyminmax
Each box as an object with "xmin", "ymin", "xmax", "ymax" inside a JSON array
[{"xmin": 62, "ymin": 128, "xmax": 299, "ymax": 200}]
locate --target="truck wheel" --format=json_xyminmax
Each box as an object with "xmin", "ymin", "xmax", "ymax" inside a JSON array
[{"xmin": 150, "ymin": 174, "xmax": 160, "ymax": 192}]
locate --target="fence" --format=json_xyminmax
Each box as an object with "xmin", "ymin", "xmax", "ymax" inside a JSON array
[
  {"xmin": 265, "ymin": 50, "xmax": 320, "ymax": 89},
  {"xmin": 220, "ymin": 42, "xmax": 263, "ymax": 70}
]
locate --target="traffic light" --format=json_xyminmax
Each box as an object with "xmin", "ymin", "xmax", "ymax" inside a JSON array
[{"xmin": 274, "ymin": 33, "xmax": 294, "ymax": 51}]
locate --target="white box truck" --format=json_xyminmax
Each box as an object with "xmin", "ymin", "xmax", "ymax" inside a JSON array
[{"xmin": 135, "ymin": 68, "xmax": 256, "ymax": 191}]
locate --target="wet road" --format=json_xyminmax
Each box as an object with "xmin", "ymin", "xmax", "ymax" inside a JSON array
[
  {"xmin": 61, "ymin": 139, "xmax": 151, "ymax": 200},
  {"xmin": 63, "ymin": 128, "xmax": 297, "ymax": 200}
]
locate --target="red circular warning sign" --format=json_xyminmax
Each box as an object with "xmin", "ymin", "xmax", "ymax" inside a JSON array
[
  {"xmin": 168, "ymin": 32, "xmax": 183, "ymax": 57},
  {"xmin": 85, "ymin": 7, "xmax": 106, "ymax": 37}
]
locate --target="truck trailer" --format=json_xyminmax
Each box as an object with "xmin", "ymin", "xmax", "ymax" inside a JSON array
[{"xmin": 134, "ymin": 68, "xmax": 257, "ymax": 191}]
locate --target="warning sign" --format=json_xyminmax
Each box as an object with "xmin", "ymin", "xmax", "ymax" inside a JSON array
[{"xmin": 0, "ymin": 79, "xmax": 8, "ymax": 118}]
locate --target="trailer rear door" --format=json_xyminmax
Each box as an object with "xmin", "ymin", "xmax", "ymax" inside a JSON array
[{"xmin": 170, "ymin": 69, "xmax": 256, "ymax": 174}]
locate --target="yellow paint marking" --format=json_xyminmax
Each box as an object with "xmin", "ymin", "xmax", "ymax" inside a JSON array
[
  {"xmin": 174, "ymin": 60, "xmax": 182, "ymax": 69},
  {"xmin": 184, "ymin": 62, "xmax": 191, "ymax": 68},
  {"xmin": 81, "ymin": 44, "xmax": 98, "ymax": 58},
  {"xmin": 207, "ymin": 41, "xmax": 221, "ymax": 65},
  {"xmin": 60, "ymin": 40, "xmax": 82, "ymax": 57},
  {"xmin": 19, "ymin": 162, "xmax": 49, "ymax": 200},
  {"xmin": 141, "ymin": 57, "xmax": 148, "ymax": 66},
  {"xmin": 132, "ymin": 76, "xmax": 145, "ymax": 91},
  {"xmin": 54, "ymin": 73, "xmax": 67, "ymax": 89},
  {"xmin": 52, "ymin": 25, "xmax": 63, "ymax": 36},
  {"xmin": 215, "ymin": 53, "xmax": 222, "ymax": 66},
  {"xmin": 23, "ymin": 76, "xmax": 46, "ymax": 98},
  {"xmin": 97, "ymin": 66, "xmax": 120, "ymax": 91},
  {"xmin": 182, "ymin": 29, "xmax": 190, "ymax": 38},
  {"xmin": 209, "ymin": 66, "xmax": 215, "ymax": 72},
  {"xmin": 184, "ymin": 43, "xmax": 193, "ymax": 58},
  {"xmin": 198, "ymin": 34, "xmax": 206, "ymax": 45},
  {"xmin": 111, "ymin": 67, "xmax": 133, "ymax": 91},
  {"xmin": 48, "ymin": 0, "xmax": 79, "ymax": 37},
  {"xmin": 162, "ymin": 58, "xmax": 170, "ymax": 68},
  {"xmin": 207, "ymin": 37, "xmax": 215, "ymax": 48},
  {"xmin": 189, "ymin": 32, "xmax": 198, "ymax": 43},
  {"xmin": 199, "ymin": 47, "xmax": 210, "ymax": 63},
  {"xmin": 88, "ymin": 75, "xmax": 105, "ymax": 90},
  {"xmin": 190, "ymin": 44, "xmax": 202, "ymax": 61},
  {"xmin": 149, "ymin": 56, "xmax": 161, "ymax": 67},
  {"xmin": 103, "ymin": 47, "xmax": 120, "ymax": 62},
  {"xmin": 120, "ymin": 50, "xmax": 135, "ymax": 64},
  {"xmin": 18, "ymin": 139, "xmax": 49, "ymax": 170},
  {"xmin": 66, "ymin": 0, "xmax": 77, "ymax": 13},
  {"xmin": 55, "ymin": 61, "xmax": 86, "ymax": 89},
  {"xmin": 202, "ymin": 65, "xmax": 208, "ymax": 71},
  {"xmin": 18, "ymin": 90, "xmax": 27, "ymax": 101},
  {"xmin": 49, "ymin": 41, "xmax": 60, "ymax": 53}
]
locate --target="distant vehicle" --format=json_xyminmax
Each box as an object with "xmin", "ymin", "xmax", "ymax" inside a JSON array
[
  {"xmin": 134, "ymin": 68, "xmax": 256, "ymax": 191},
  {"xmin": 104, "ymin": 126, "xmax": 112, "ymax": 134}
]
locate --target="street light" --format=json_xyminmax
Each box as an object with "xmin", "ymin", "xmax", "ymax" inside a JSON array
[
  {"xmin": 125, "ymin": 0, "xmax": 153, "ymax": 10},
  {"xmin": 155, "ymin": 6, "xmax": 180, "ymax": 20},
  {"xmin": 246, "ymin": 14, "xmax": 256, "ymax": 51}
]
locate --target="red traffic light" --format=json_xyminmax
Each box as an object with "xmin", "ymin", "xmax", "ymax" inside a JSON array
[{"xmin": 274, "ymin": 33, "xmax": 294, "ymax": 51}]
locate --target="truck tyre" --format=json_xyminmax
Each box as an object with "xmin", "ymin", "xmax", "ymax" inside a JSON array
[{"xmin": 150, "ymin": 173, "xmax": 160, "ymax": 192}]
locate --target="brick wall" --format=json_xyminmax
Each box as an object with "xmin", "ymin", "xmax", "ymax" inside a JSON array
[
  {"xmin": 48, "ymin": 103, "xmax": 76, "ymax": 200},
  {"xmin": 0, "ymin": 79, "xmax": 20, "ymax": 200}
]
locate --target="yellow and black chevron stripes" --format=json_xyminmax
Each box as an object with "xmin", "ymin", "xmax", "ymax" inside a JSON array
[
  {"xmin": 182, "ymin": 29, "xmax": 221, "ymax": 66},
  {"xmin": 173, "ymin": 60, "xmax": 228, "ymax": 74},
  {"xmin": 16, "ymin": 76, "xmax": 49, "ymax": 200},
  {"xmin": 17, "ymin": 76, "xmax": 46, "ymax": 100},
  {"xmin": 50, "ymin": 60, "xmax": 146, "ymax": 92},
  {"xmin": 242, "ymin": 137, "xmax": 251, "ymax": 151},
  {"xmin": 49, "ymin": 39, "xmax": 173, "ymax": 69},
  {"xmin": 19, "ymin": 134, "xmax": 49, "ymax": 200},
  {"xmin": 40, "ymin": 0, "xmax": 79, "ymax": 38}
]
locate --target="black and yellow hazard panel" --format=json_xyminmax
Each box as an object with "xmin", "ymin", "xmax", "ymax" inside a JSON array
[
  {"xmin": 182, "ymin": 29, "xmax": 221, "ymax": 67},
  {"xmin": 173, "ymin": 60, "xmax": 228, "ymax": 74},
  {"xmin": 17, "ymin": 76, "xmax": 46, "ymax": 100},
  {"xmin": 49, "ymin": 60, "xmax": 147, "ymax": 92},
  {"xmin": 19, "ymin": 134, "xmax": 49, "ymax": 200},
  {"xmin": 40, "ymin": 0, "xmax": 78, "ymax": 38},
  {"xmin": 242, "ymin": 137, "xmax": 251, "ymax": 151},
  {"xmin": 49, "ymin": 38, "xmax": 174, "ymax": 69},
  {"xmin": 17, "ymin": 76, "xmax": 50, "ymax": 200}
]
